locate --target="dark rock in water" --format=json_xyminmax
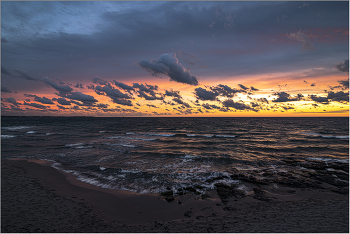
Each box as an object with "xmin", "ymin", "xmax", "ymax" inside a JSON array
[
  {"xmin": 201, "ymin": 194, "xmax": 211, "ymax": 199},
  {"xmin": 166, "ymin": 187, "xmax": 171, "ymax": 190},
  {"xmin": 300, "ymin": 161, "xmax": 327, "ymax": 171},
  {"xmin": 184, "ymin": 187, "xmax": 197, "ymax": 193},
  {"xmin": 205, "ymin": 179, "xmax": 214, "ymax": 183},
  {"xmin": 273, "ymin": 176, "xmax": 322, "ymax": 189},
  {"xmin": 161, "ymin": 190, "xmax": 173, "ymax": 196},
  {"xmin": 230, "ymin": 174, "xmax": 269, "ymax": 185},
  {"xmin": 287, "ymin": 189, "xmax": 297, "ymax": 194},
  {"xmin": 176, "ymin": 191, "xmax": 184, "ymax": 195},
  {"xmin": 161, "ymin": 190, "xmax": 175, "ymax": 202},
  {"xmin": 329, "ymin": 188, "xmax": 348, "ymax": 194},
  {"xmin": 213, "ymin": 176, "xmax": 224, "ymax": 181},
  {"xmin": 327, "ymin": 170, "xmax": 349, "ymax": 181},
  {"xmin": 178, "ymin": 188, "xmax": 183, "ymax": 191},
  {"xmin": 214, "ymin": 183, "xmax": 245, "ymax": 204},
  {"xmin": 282, "ymin": 158, "xmax": 302, "ymax": 167},
  {"xmin": 194, "ymin": 191, "xmax": 201, "ymax": 195},
  {"xmin": 223, "ymin": 206, "xmax": 236, "ymax": 211},
  {"xmin": 196, "ymin": 215, "xmax": 205, "ymax": 220},
  {"xmin": 164, "ymin": 195, "xmax": 175, "ymax": 202},
  {"xmin": 327, "ymin": 162, "xmax": 349, "ymax": 173},
  {"xmin": 312, "ymin": 173, "xmax": 348, "ymax": 187},
  {"xmin": 194, "ymin": 185, "xmax": 205, "ymax": 189},
  {"xmin": 177, "ymin": 200, "xmax": 182, "ymax": 204},
  {"xmin": 253, "ymin": 188, "xmax": 271, "ymax": 201},
  {"xmin": 184, "ymin": 210, "xmax": 192, "ymax": 218}
]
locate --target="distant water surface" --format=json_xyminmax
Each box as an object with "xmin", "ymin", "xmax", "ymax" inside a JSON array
[{"xmin": 1, "ymin": 117, "xmax": 349, "ymax": 194}]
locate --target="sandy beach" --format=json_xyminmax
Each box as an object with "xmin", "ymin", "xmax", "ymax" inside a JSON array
[{"xmin": 1, "ymin": 159, "xmax": 349, "ymax": 233}]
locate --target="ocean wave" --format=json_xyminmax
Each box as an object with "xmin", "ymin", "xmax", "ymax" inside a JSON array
[
  {"xmin": 306, "ymin": 157, "xmax": 349, "ymax": 163},
  {"xmin": 1, "ymin": 135, "xmax": 16, "ymax": 139},
  {"xmin": 26, "ymin": 131, "xmax": 36, "ymax": 134},
  {"xmin": 299, "ymin": 131, "xmax": 349, "ymax": 139},
  {"xmin": 215, "ymin": 135, "xmax": 236, "ymax": 138},
  {"xmin": 145, "ymin": 133, "xmax": 176, "ymax": 137},
  {"xmin": 107, "ymin": 136, "xmax": 156, "ymax": 141},
  {"xmin": 1, "ymin": 126, "xmax": 31, "ymax": 131},
  {"xmin": 65, "ymin": 143, "xmax": 85, "ymax": 147}
]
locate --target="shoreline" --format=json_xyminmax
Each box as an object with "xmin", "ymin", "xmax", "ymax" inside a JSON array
[{"xmin": 2, "ymin": 158, "xmax": 349, "ymax": 232}]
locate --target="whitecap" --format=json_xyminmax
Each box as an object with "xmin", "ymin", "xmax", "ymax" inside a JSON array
[
  {"xmin": 2, "ymin": 126, "xmax": 31, "ymax": 131},
  {"xmin": 186, "ymin": 134, "xmax": 198, "ymax": 137},
  {"xmin": 121, "ymin": 144, "xmax": 137, "ymax": 148},
  {"xmin": 1, "ymin": 135, "xmax": 16, "ymax": 139},
  {"xmin": 65, "ymin": 142, "xmax": 84, "ymax": 147},
  {"xmin": 215, "ymin": 135, "xmax": 236, "ymax": 138},
  {"xmin": 299, "ymin": 131, "xmax": 349, "ymax": 139},
  {"xmin": 26, "ymin": 131, "xmax": 36, "ymax": 134},
  {"xmin": 307, "ymin": 157, "xmax": 349, "ymax": 163},
  {"xmin": 145, "ymin": 133, "xmax": 176, "ymax": 137}
]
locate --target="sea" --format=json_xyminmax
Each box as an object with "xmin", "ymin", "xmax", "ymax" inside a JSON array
[{"xmin": 1, "ymin": 117, "xmax": 349, "ymax": 194}]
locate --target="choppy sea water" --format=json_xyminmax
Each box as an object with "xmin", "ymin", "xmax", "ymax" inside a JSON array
[{"xmin": 1, "ymin": 117, "xmax": 349, "ymax": 194}]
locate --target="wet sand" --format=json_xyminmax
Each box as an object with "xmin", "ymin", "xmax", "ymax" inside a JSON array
[{"xmin": 1, "ymin": 159, "xmax": 349, "ymax": 233}]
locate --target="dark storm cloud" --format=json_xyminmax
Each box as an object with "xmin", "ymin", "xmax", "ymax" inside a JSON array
[
  {"xmin": 257, "ymin": 98, "xmax": 269, "ymax": 104},
  {"xmin": 93, "ymin": 77, "xmax": 110, "ymax": 86},
  {"xmin": 327, "ymin": 91, "xmax": 349, "ymax": 102},
  {"xmin": 1, "ymin": 1, "xmax": 348, "ymax": 87},
  {"xmin": 87, "ymin": 84, "xmax": 95, "ymax": 90},
  {"xmin": 250, "ymin": 86, "xmax": 259, "ymax": 91},
  {"xmin": 138, "ymin": 53, "xmax": 199, "ymax": 86},
  {"xmin": 133, "ymin": 83, "xmax": 163, "ymax": 101},
  {"xmin": 24, "ymin": 94, "xmax": 54, "ymax": 105},
  {"xmin": 194, "ymin": 87, "xmax": 218, "ymax": 101},
  {"xmin": 132, "ymin": 83, "xmax": 158, "ymax": 93},
  {"xmin": 282, "ymin": 106, "xmax": 294, "ymax": 111},
  {"xmin": 95, "ymin": 85, "xmax": 130, "ymax": 99},
  {"xmin": 59, "ymin": 91, "xmax": 98, "ymax": 103},
  {"xmin": 23, "ymin": 101, "xmax": 48, "ymax": 109},
  {"xmin": 96, "ymin": 103, "xmax": 109, "ymax": 108},
  {"xmin": 57, "ymin": 105, "xmax": 69, "ymax": 110},
  {"xmin": 6, "ymin": 97, "xmax": 20, "ymax": 106},
  {"xmin": 335, "ymin": 59, "xmax": 349, "ymax": 74},
  {"xmin": 114, "ymin": 81, "xmax": 134, "ymax": 91},
  {"xmin": 42, "ymin": 77, "xmax": 73, "ymax": 93},
  {"xmin": 165, "ymin": 89, "xmax": 182, "ymax": 99},
  {"xmin": 15, "ymin": 69, "xmax": 38, "ymax": 81},
  {"xmin": 1, "ymin": 66, "xmax": 11, "ymax": 76},
  {"xmin": 74, "ymin": 83, "xmax": 84, "ymax": 89},
  {"xmin": 210, "ymin": 85, "xmax": 242, "ymax": 98},
  {"xmin": 146, "ymin": 104, "xmax": 158, "ymax": 108},
  {"xmin": 137, "ymin": 91, "xmax": 162, "ymax": 101},
  {"xmin": 238, "ymin": 84, "xmax": 249, "ymax": 90},
  {"xmin": 1, "ymin": 37, "xmax": 9, "ymax": 43},
  {"xmin": 338, "ymin": 80, "xmax": 349, "ymax": 89},
  {"xmin": 1, "ymin": 85, "xmax": 13, "ymax": 93},
  {"xmin": 52, "ymin": 98, "xmax": 71, "ymax": 106},
  {"xmin": 309, "ymin": 95, "xmax": 329, "ymax": 104},
  {"xmin": 222, "ymin": 99, "xmax": 251, "ymax": 110},
  {"xmin": 172, "ymin": 98, "xmax": 191, "ymax": 108},
  {"xmin": 195, "ymin": 84, "xmax": 248, "ymax": 101},
  {"xmin": 272, "ymin": 92, "xmax": 303, "ymax": 102},
  {"xmin": 95, "ymin": 85, "xmax": 133, "ymax": 106},
  {"xmin": 202, "ymin": 103, "xmax": 221, "ymax": 110}
]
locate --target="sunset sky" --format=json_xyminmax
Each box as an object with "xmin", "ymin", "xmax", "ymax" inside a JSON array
[{"xmin": 1, "ymin": 1, "xmax": 349, "ymax": 117}]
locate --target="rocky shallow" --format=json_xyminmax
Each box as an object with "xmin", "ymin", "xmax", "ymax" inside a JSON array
[
  {"xmin": 159, "ymin": 158, "xmax": 349, "ymax": 203},
  {"xmin": 2, "ymin": 159, "xmax": 349, "ymax": 233}
]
